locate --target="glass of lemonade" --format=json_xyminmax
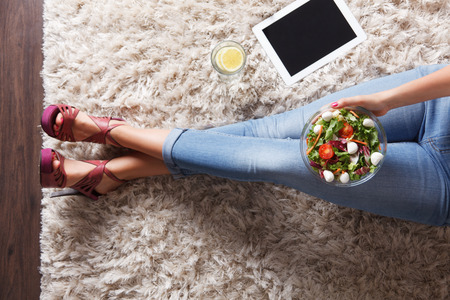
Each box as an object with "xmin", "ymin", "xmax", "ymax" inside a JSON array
[{"xmin": 211, "ymin": 41, "xmax": 246, "ymax": 76}]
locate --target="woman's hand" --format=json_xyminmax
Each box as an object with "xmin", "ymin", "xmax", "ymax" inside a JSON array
[{"xmin": 330, "ymin": 92, "xmax": 391, "ymax": 117}]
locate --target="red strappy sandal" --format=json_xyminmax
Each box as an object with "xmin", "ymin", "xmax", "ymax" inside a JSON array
[
  {"xmin": 40, "ymin": 148, "xmax": 126, "ymax": 200},
  {"xmin": 41, "ymin": 104, "xmax": 126, "ymax": 147}
]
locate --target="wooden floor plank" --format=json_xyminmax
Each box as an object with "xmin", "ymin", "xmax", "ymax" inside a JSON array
[{"xmin": 0, "ymin": 0, "xmax": 43, "ymax": 299}]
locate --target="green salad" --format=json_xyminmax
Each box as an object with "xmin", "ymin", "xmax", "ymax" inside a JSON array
[{"xmin": 305, "ymin": 108, "xmax": 384, "ymax": 183}]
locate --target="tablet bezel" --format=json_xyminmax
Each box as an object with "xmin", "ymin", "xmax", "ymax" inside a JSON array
[{"xmin": 252, "ymin": 0, "xmax": 367, "ymax": 86}]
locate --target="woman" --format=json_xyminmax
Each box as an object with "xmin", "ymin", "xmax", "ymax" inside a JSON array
[{"xmin": 40, "ymin": 64, "xmax": 450, "ymax": 226}]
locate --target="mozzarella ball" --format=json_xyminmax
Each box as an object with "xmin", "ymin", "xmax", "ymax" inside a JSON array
[
  {"xmin": 370, "ymin": 152, "xmax": 384, "ymax": 166},
  {"xmin": 313, "ymin": 124, "xmax": 323, "ymax": 135},
  {"xmin": 350, "ymin": 153, "xmax": 359, "ymax": 164},
  {"xmin": 347, "ymin": 141, "xmax": 358, "ymax": 154},
  {"xmin": 363, "ymin": 118, "xmax": 375, "ymax": 128},
  {"xmin": 339, "ymin": 172, "xmax": 350, "ymax": 184},
  {"xmin": 323, "ymin": 170, "xmax": 335, "ymax": 182},
  {"xmin": 322, "ymin": 111, "xmax": 333, "ymax": 122},
  {"xmin": 332, "ymin": 110, "xmax": 340, "ymax": 118}
]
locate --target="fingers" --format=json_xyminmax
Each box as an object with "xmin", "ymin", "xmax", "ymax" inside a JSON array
[
  {"xmin": 320, "ymin": 96, "xmax": 359, "ymax": 110},
  {"xmin": 319, "ymin": 101, "xmax": 337, "ymax": 111},
  {"xmin": 334, "ymin": 95, "xmax": 365, "ymax": 109}
]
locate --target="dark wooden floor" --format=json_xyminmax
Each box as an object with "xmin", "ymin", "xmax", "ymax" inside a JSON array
[{"xmin": 0, "ymin": 0, "xmax": 43, "ymax": 299}]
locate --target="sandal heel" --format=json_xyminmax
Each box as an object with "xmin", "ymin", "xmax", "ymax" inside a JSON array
[
  {"xmin": 41, "ymin": 105, "xmax": 61, "ymax": 137},
  {"xmin": 40, "ymin": 148, "xmax": 57, "ymax": 187},
  {"xmin": 40, "ymin": 148, "xmax": 53, "ymax": 174},
  {"xmin": 50, "ymin": 188, "xmax": 81, "ymax": 198}
]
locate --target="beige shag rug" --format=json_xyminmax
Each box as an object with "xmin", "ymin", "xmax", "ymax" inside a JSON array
[{"xmin": 40, "ymin": 0, "xmax": 450, "ymax": 299}]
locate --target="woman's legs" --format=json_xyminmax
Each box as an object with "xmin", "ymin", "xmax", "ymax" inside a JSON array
[
  {"xmin": 108, "ymin": 127, "xmax": 170, "ymax": 160},
  {"xmin": 49, "ymin": 65, "xmax": 449, "ymax": 224}
]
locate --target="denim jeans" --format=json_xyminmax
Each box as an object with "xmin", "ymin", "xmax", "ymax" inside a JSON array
[{"xmin": 163, "ymin": 65, "xmax": 450, "ymax": 226}]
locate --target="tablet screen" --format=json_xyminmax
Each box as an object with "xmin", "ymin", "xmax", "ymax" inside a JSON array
[
  {"xmin": 253, "ymin": 0, "xmax": 366, "ymax": 85},
  {"xmin": 262, "ymin": 0, "xmax": 356, "ymax": 76}
]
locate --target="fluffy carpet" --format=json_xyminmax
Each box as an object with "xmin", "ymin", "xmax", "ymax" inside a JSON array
[{"xmin": 41, "ymin": 0, "xmax": 450, "ymax": 299}]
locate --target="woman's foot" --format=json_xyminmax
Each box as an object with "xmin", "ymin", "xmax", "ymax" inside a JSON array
[
  {"xmin": 39, "ymin": 148, "xmax": 127, "ymax": 200},
  {"xmin": 52, "ymin": 110, "xmax": 128, "ymax": 145},
  {"xmin": 41, "ymin": 148, "xmax": 171, "ymax": 200},
  {"xmin": 50, "ymin": 153, "xmax": 124, "ymax": 196},
  {"xmin": 41, "ymin": 104, "xmax": 129, "ymax": 146}
]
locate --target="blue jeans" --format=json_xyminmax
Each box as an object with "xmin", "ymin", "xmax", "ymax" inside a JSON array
[{"xmin": 163, "ymin": 65, "xmax": 450, "ymax": 226}]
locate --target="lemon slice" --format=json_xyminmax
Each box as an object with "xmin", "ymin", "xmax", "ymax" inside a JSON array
[{"xmin": 215, "ymin": 46, "xmax": 244, "ymax": 73}]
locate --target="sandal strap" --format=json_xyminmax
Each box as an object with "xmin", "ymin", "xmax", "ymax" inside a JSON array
[
  {"xmin": 71, "ymin": 160, "xmax": 126, "ymax": 200},
  {"xmin": 53, "ymin": 151, "xmax": 67, "ymax": 188},
  {"xmin": 82, "ymin": 116, "xmax": 125, "ymax": 147},
  {"xmin": 55, "ymin": 104, "xmax": 80, "ymax": 142},
  {"xmin": 104, "ymin": 167, "xmax": 127, "ymax": 183}
]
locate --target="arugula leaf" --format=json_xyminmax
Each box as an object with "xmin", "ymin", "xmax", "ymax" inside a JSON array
[
  {"xmin": 325, "ymin": 118, "xmax": 343, "ymax": 140},
  {"xmin": 336, "ymin": 151, "xmax": 350, "ymax": 165},
  {"xmin": 308, "ymin": 149, "xmax": 320, "ymax": 162}
]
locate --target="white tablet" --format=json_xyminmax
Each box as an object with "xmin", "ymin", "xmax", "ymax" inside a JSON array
[{"xmin": 253, "ymin": 0, "xmax": 366, "ymax": 85}]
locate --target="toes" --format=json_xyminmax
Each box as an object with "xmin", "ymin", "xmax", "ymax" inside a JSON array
[
  {"xmin": 52, "ymin": 155, "xmax": 60, "ymax": 171},
  {"xmin": 55, "ymin": 113, "xmax": 64, "ymax": 126},
  {"xmin": 53, "ymin": 124, "xmax": 59, "ymax": 135},
  {"xmin": 53, "ymin": 113, "xmax": 63, "ymax": 134}
]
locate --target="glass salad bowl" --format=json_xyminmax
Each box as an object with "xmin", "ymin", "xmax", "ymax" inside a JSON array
[{"xmin": 300, "ymin": 106, "xmax": 387, "ymax": 187}]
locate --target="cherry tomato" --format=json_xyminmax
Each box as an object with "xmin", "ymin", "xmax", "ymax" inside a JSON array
[
  {"xmin": 319, "ymin": 144, "xmax": 334, "ymax": 160},
  {"xmin": 339, "ymin": 122, "xmax": 354, "ymax": 139}
]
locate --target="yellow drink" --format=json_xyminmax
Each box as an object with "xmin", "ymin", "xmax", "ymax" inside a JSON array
[{"xmin": 211, "ymin": 41, "xmax": 246, "ymax": 75}]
